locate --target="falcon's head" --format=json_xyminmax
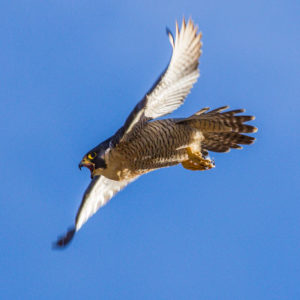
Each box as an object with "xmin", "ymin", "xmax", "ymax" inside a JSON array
[
  {"xmin": 79, "ymin": 137, "xmax": 112, "ymax": 177},
  {"xmin": 79, "ymin": 148, "xmax": 107, "ymax": 178}
]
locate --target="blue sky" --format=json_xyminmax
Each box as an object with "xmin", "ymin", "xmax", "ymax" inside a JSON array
[{"xmin": 1, "ymin": 0, "xmax": 299, "ymax": 299}]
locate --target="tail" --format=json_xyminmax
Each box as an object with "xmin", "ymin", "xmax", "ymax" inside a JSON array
[{"xmin": 176, "ymin": 106, "xmax": 257, "ymax": 153}]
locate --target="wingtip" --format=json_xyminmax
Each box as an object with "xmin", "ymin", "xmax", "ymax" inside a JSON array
[
  {"xmin": 52, "ymin": 227, "xmax": 76, "ymax": 250},
  {"xmin": 166, "ymin": 26, "xmax": 175, "ymax": 47},
  {"xmin": 182, "ymin": 16, "xmax": 186, "ymax": 29},
  {"xmin": 166, "ymin": 26, "xmax": 171, "ymax": 36},
  {"xmin": 175, "ymin": 20, "xmax": 179, "ymax": 38}
]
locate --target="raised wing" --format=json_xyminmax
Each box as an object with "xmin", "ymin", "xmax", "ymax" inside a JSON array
[
  {"xmin": 119, "ymin": 18, "xmax": 202, "ymax": 141},
  {"xmin": 54, "ymin": 175, "xmax": 136, "ymax": 248}
]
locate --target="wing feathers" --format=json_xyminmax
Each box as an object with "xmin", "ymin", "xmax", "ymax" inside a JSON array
[
  {"xmin": 54, "ymin": 176, "xmax": 136, "ymax": 248},
  {"xmin": 119, "ymin": 18, "xmax": 202, "ymax": 142},
  {"xmin": 145, "ymin": 18, "xmax": 202, "ymax": 119},
  {"xmin": 75, "ymin": 176, "xmax": 132, "ymax": 231}
]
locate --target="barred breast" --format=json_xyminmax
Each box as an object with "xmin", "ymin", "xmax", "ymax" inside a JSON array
[{"xmin": 107, "ymin": 119, "xmax": 196, "ymax": 180}]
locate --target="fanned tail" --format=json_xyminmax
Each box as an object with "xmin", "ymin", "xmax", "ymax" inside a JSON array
[
  {"xmin": 202, "ymin": 132, "xmax": 255, "ymax": 152},
  {"xmin": 177, "ymin": 106, "xmax": 257, "ymax": 153}
]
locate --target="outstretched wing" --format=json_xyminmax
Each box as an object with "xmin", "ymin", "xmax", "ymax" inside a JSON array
[
  {"xmin": 119, "ymin": 18, "xmax": 202, "ymax": 141},
  {"xmin": 54, "ymin": 175, "xmax": 136, "ymax": 248}
]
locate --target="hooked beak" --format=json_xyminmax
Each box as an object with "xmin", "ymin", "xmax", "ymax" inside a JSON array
[{"xmin": 79, "ymin": 158, "xmax": 95, "ymax": 178}]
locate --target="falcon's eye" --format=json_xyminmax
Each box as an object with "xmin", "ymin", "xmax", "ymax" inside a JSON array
[{"xmin": 87, "ymin": 152, "xmax": 97, "ymax": 160}]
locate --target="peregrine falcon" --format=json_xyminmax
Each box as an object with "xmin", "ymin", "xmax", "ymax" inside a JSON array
[{"xmin": 54, "ymin": 18, "xmax": 257, "ymax": 248}]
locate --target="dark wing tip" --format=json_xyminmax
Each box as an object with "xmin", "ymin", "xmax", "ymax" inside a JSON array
[
  {"xmin": 166, "ymin": 26, "xmax": 172, "ymax": 36},
  {"xmin": 166, "ymin": 26, "xmax": 174, "ymax": 47},
  {"xmin": 52, "ymin": 227, "xmax": 76, "ymax": 249}
]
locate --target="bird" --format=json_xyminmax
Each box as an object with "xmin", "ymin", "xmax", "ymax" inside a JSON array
[{"xmin": 54, "ymin": 18, "xmax": 257, "ymax": 248}]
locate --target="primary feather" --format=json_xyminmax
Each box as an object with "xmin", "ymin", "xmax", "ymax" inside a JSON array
[{"xmin": 118, "ymin": 18, "xmax": 202, "ymax": 142}]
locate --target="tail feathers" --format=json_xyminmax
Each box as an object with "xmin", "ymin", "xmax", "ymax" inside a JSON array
[
  {"xmin": 177, "ymin": 106, "xmax": 257, "ymax": 134},
  {"xmin": 176, "ymin": 106, "xmax": 257, "ymax": 153},
  {"xmin": 202, "ymin": 132, "xmax": 255, "ymax": 153}
]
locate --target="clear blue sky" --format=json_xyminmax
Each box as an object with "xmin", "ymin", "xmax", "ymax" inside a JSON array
[{"xmin": 1, "ymin": 1, "xmax": 299, "ymax": 299}]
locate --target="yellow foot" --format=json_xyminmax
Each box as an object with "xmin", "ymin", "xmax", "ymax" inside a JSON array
[{"xmin": 181, "ymin": 148, "xmax": 215, "ymax": 171}]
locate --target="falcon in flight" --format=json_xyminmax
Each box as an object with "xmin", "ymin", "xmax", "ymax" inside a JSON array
[{"xmin": 54, "ymin": 18, "xmax": 257, "ymax": 248}]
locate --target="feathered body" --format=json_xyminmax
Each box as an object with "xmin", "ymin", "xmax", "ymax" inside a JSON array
[
  {"xmin": 54, "ymin": 18, "xmax": 257, "ymax": 248},
  {"xmin": 99, "ymin": 106, "xmax": 256, "ymax": 181},
  {"xmin": 101, "ymin": 119, "xmax": 194, "ymax": 180}
]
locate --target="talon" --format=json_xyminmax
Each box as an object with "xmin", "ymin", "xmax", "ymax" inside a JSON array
[{"xmin": 182, "ymin": 147, "xmax": 215, "ymax": 171}]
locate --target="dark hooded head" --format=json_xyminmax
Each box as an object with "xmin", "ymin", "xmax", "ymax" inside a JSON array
[{"xmin": 78, "ymin": 138, "xmax": 111, "ymax": 177}]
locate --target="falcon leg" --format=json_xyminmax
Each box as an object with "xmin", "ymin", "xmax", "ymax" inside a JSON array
[{"xmin": 182, "ymin": 147, "xmax": 215, "ymax": 171}]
